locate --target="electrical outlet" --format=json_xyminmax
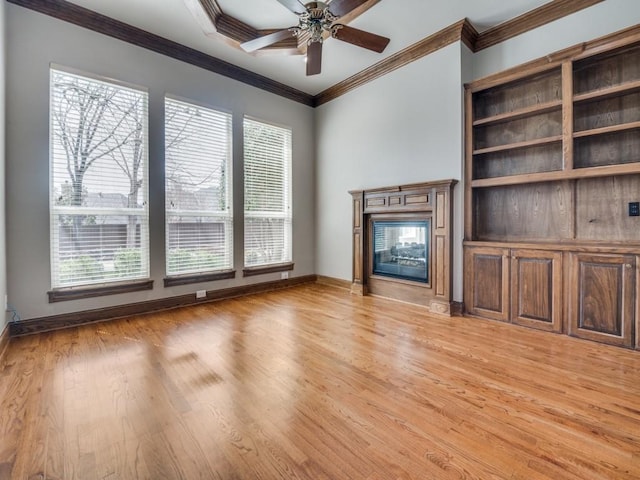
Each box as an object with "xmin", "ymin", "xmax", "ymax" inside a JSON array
[
  {"xmin": 629, "ymin": 202, "xmax": 640, "ymax": 217},
  {"xmin": 281, "ymin": 271, "xmax": 289, "ymax": 280},
  {"xmin": 196, "ymin": 290, "xmax": 207, "ymax": 299}
]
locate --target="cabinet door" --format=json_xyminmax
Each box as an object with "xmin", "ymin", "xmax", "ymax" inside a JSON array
[
  {"xmin": 568, "ymin": 253, "xmax": 635, "ymax": 348},
  {"xmin": 464, "ymin": 247, "xmax": 509, "ymax": 322},
  {"xmin": 510, "ymin": 250, "xmax": 563, "ymax": 333}
]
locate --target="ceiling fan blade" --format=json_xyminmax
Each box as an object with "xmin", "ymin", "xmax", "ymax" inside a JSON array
[
  {"xmin": 275, "ymin": 0, "xmax": 307, "ymax": 15},
  {"xmin": 306, "ymin": 41, "xmax": 322, "ymax": 76},
  {"xmin": 332, "ymin": 25, "xmax": 389, "ymax": 53},
  {"xmin": 241, "ymin": 29, "xmax": 295, "ymax": 52},
  {"xmin": 327, "ymin": 0, "xmax": 367, "ymax": 17}
]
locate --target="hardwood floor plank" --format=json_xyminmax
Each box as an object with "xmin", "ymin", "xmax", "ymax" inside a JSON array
[{"xmin": 1, "ymin": 283, "xmax": 639, "ymax": 479}]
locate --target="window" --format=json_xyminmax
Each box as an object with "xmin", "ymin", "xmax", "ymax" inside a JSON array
[
  {"xmin": 243, "ymin": 117, "xmax": 292, "ymax": 268},
  {"xmin": 50, "ymin": 68, "xmax": 149, "ymax": 289},
  {"xmin": 165, "ymin": 97, "xmax": 233, "ymax": 276}
]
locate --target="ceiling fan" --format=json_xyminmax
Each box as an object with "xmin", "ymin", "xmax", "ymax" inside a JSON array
[{"xmin": 240, "ymin": 0, "xmax": 390, "ymax": 76}]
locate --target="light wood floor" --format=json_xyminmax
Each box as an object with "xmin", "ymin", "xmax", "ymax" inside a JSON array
[{"xmin": 1, "ymin": 284, "xmax": 639, "ymax": 480}]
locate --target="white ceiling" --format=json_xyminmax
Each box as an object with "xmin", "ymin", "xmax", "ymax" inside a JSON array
[{"xmin": 64, "ymin": 0, "xmax": 552, "ymax": 95}]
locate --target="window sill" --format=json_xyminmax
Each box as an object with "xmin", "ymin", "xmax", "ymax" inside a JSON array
[
  {"xmin": 164, "ymin": 270, "xmax": 236, "ymax": 287},
  {"xmin": 243, "ymin": 262, "xmax": 294, "ymax": 277},
  {"xmin": 48, "ymin": 279, "xmax": 154, "ymax": 303}
]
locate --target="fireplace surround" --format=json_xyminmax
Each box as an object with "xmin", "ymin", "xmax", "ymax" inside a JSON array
[
  {"xmin": 350, "ymin": 180, "xmax": 457, "ymax": 315},
  {"xmin": 372, "ymin": 219, "xmax": 430, "ymax": 283}
]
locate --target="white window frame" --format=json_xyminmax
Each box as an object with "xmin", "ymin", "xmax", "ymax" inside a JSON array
[
  {"xmin": 164, "ymin": 96, "xmax": 233, "ymax": 278},
  {"xmin": 49, "ymin": 66, "xmax": 150, "ymax": 290},
  {"xmin": 243, "ymin": 116, "xmax": 293, "ymax": 270}
]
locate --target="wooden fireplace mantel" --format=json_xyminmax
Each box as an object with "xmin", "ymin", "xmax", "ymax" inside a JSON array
[{"xmin": 349, "ymin": 179, "xmax": 457, "ymax": 315}]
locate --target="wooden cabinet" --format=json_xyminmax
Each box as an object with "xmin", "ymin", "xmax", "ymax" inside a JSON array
[
  {"xmin": 568, "ymin": 254, "xmax": 635, "ymax": 348},
  {"xmin": 465, "ymin": 247, "xmax": 563, "ymax": 331},
  {"xmin": 511, "ymin": 249, "xmax": 563, "ymax": 333},
  {"xmin": 464, "ymin": 26, "xmax": 640, "ymax": 348},
  {"xmin": 464, "ymin": 247, "xmax": 509, "ymax": 322}
]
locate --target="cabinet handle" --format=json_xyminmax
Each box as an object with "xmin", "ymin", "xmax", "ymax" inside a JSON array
[{"xmin": 625, "ymin": 264, "xmax": 632, "ymax": 268}]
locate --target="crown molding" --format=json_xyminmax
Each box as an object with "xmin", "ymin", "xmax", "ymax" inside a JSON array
[
  {"xmin": 8, "ymin": 0, "xmax": 608, "ymax": 107},
  {"xmin": 183, "ymin": 0, "xmax": 300, "ymax": 54},
  {"xmin": 314, "ymin": 19, "xmax": 472, "ymax": 107},
  {"xmin": 473, "ymin": 0, "xmax": 605, "ymax": 52},
  {"xmin": 313, "ymin": 0, "xmax": 605, "ymax": 105},
  {"xmin": 7, "ymin": 0, "xmax": 315, "ymax": 106}
]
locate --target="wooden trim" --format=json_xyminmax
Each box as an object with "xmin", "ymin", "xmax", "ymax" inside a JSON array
[
  {"xmin": 464, "ymin": 240, "xmax": 640, "ymax": 255},
  {"xmin": 472, "ymin": 100, "xmax": 562, "ymax": 126},
  {"xmin": 473, "ymin": 0, "xmax": 605, "ymax": 52},
  {"xmin": 315, "ymin": 1, "xmax": 606, "ymax": 106},
  {"xmin": 7, "ymin": 0, "xmax": 314, "ymax": 106},
  {"xmin": 242, "ymin": 262, "xmax": 294, "ymax": 277},
  {"xmin": 468, "ymin": 25, "xmax": 640, "ymax": 94},
  {"xmin": 573, "ymin": 121, "xmax": 640, "ymax": 138},
  {"xmin": 48, "ymin": 280, "xmax": 154, "ymax": 303},
  {"xmin": 573, "ymin": 23, "xmax": 640, "ymax": 61},
  {"xmin": 473, "ymin": 135, "xmax": 563, "ymax": 155},
  {"xmin": 314, "ymin": 19, "xmax": 469, "ymax": 107},
  {"xmin": 471, "ymin": 162, "xmax": 640, "ymax": 188},
  {"xmin": 561, "ymin": 61, "xmax": 574, "ymax": 171},
  {"xmin": 8, "ymin": 0, "xmax": 610, "ymax": 107},
  {"xmin": 460, "ymin": 18, "xmax": 479, "ymax": 52},
  {"xmin": 464, "ymin": 87, "xmax": 473, "ymax": 241},
  {"xmin": 450, "ymin": 301, "xmax": 464, "ymax": 316},
  {"xmin": 354, "ymin": 180, "xmax": 456, "ymax": 310},
  {"xmin": 163, "ymin": 270, "xmax": 236, "ymax": 287},
  {"xmin": 573, "ymin": 79, "xmax": 640, "ymax": 103},
  {"xmin": 0, "ymin": 324, "xmax": 9, "ymax": 364},
  {"xmin": 11, "ymin": 275, "xmax": 317, "ymax": 336},
  {"xmin": 316, "ymin": 275, "xmax": 352, "ymax": 290},
  {"xmin": 468, "ymin": 50, "xmax": 575, "ymax": 93},
  {"xmin": 183, "ymin": 0, "xmax": 379, "ymax": 55}
]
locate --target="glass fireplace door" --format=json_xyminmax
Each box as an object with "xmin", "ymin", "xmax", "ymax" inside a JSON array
[{"xmin": 372, "ymin": 220, "xmax": 430, "ymax": 283}]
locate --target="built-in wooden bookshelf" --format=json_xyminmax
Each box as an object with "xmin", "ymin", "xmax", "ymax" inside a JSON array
[{"xmin": 464, "ymin": 26, "xmax": 640, "ymax": 349}]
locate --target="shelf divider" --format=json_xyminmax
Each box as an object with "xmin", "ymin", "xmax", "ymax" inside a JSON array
[
  {"xmin": 573, "ymin": 79, "xmax": 640, "ymax": 103},
  {"xmin": 473, "ymin": 100, "xmax": 562, "ymax": 127},
  {"xmin": 573, "ymin": 121, "xmax": 640, "ymax": 138},
  {"xmin": 472, "ymin": 162, "xmax": 640, "ymax": 188},
  {"xmin": 473, "ymin": 135, "xmax": 562, "ymax": 155}
]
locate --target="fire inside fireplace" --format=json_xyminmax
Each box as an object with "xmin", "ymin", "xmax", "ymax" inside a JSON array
[{"xmin": 372, "ymin": 219, "xmax": 430, "ymax": 283}]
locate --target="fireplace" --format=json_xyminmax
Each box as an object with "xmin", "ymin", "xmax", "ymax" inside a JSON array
[
  {"xmin": 372, "ymin": 219, "xmax": 430, "ymax": 283},
  {"xmin": 350, "ymin": 180, "xmax": 457, "ymax": 315}
]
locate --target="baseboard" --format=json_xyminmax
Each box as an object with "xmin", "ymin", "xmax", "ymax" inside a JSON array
[
  {"xmin": 451, "ymin": 301, "xmax": 464, "ymax": 316},
  {"xmin": 0, "ymin": 323, "xmax": 10, "ymax": 364},
  {"xmin": 10, "ymin": 275, "xmax": 317, "ymax": 336},
  {"xmin": 315, "ymin": 275, "xmax": 351, "ymax": 290}
]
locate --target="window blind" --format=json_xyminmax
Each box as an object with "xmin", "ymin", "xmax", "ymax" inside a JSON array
[
  {"xmin": 165, "ymin": 98, "xmax": 233, "ymax": 276},
  {"xmin": 50, "ymin": 68, "xmax": 149, "ymax": 288},
  {"xmin": 243, "ymin": 117, "xmax": 292, "ymax": 267}
]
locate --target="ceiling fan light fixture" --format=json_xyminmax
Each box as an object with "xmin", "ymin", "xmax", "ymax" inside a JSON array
[
  {"xmin": 240, "ymin": 0, "xmax": 390, "ymax": 75},
  {"xmin": 297, "ymin": 2, "xmax": 337, "ymax": 44}
]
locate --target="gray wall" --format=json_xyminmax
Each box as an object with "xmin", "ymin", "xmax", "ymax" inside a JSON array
[
  {"xmin": 5, "ymin": 0, "xmax": 640, "ymax": 322},
  {"xmin": 0, "ymin": 0, "xmax": 6, "ymax": 334},
  {"xmin": 314, "ymin": 0, "xmax": 640, "ymax": 303},
  {"xmin": 6, "ymin": 5, "xmax": 315, "ymax": 320},
  {"xmin": 315, "ymin": 43, "xmax": 466, "ymax": 300}
]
